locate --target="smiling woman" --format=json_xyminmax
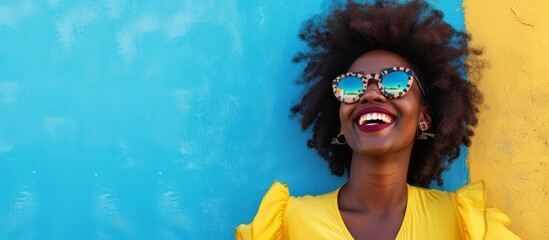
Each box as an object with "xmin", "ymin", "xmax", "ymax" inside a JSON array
[{"xmin": 236, "ymin": 0, "xmax": 520, "ymax": 239}]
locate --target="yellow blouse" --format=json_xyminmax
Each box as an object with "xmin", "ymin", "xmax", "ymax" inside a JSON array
[{"xmin": 236, "ymin": 181, "xmax": 520, "ymax": 240}]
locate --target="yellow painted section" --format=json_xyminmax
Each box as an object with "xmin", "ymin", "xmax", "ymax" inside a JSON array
[{"xmin": 464, "ymin": 0, "xmax": 549, "ymax": 238}]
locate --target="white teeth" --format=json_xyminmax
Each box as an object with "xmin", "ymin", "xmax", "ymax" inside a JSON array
[
  {"xmin": 357, "ymin": 112, "xmax": 394, "ymax": 125},
  {"xmin": 359, "ymin": 115, "xmax": 367, "ymax": 125}
]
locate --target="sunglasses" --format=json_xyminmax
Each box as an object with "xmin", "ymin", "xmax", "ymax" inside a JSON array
[{"xmin": 332, "ymin": 67, "xmax": 426, "ymax": 103}]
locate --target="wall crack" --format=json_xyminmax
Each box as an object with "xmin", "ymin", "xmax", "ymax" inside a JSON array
[{"xmin": 511, "ymin": 7, "xmax": 534, "ymax": 27}]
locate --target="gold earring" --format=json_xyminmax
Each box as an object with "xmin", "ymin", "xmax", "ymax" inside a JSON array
[
  {"xmin": 417, "ymin": 121, "xmax": 435, "ymax": 140},
  {"xmin": 419, "ymin": 121, "xmax": 428, "ymax": 131},
  {"xmin": 331, "ymin": 130, "xmax": 347, "ymax": 145}
]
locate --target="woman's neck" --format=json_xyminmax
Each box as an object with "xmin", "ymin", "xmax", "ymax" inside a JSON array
[{"xmin": 339, "ymin": 151, "xmax": 410, "ymax": 214}]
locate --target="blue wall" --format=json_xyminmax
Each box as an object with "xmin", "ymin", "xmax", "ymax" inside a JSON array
[{"xmin": 0, "ymin": 0, "xmax": 467, "ymax": 239}]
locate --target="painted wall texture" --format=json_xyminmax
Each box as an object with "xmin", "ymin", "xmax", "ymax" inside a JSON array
[
  {"xmin": 0, "ymin": 0, "xmax": 471, "ymax": 239},
  {"xmin": 464, "ymin": 0, "xmax": 549, "ymax": 239}
]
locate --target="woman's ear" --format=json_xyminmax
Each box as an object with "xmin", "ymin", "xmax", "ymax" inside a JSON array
[{"xmin": 418, "ymin": 106, "xmax": 432, "ymax": 130}]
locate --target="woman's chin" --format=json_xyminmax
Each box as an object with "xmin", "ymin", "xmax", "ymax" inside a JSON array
[{"xmin": 350, "ymin": 142, "xmax": 392, "ymax": 156}]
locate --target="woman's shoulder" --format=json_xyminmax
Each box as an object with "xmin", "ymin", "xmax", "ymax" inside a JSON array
[
  {"xmin": 235, "ymin": 181, "xmax": 341, "ymax": 240},
  {"xmin": 285, "ymin": 184, "xmax": 340, "ymax": 224},
  {"xmin": 409, "ymin": 181, "xmax": 520, "ymax": 240},
  {"xmin": 287, "ymin": 184, "xmax": 339, "ymax": 209}
]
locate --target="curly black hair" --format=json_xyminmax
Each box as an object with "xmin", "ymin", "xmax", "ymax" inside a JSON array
[{"xmin": 290, "ymin": 0, "xmax": 483, "ymax": 187}]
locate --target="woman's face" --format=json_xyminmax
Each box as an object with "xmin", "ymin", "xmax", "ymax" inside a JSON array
[{"xmin": 339, "ymin": 50, "xmax": 429, "ymax": 156}]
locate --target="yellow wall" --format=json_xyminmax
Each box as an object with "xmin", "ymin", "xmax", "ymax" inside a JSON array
[{"xmin": 464, "ymin": 0, "xmax": 549, "ymax": 238}]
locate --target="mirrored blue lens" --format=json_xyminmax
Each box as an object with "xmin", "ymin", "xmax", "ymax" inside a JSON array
[
  {"xmin": 337, "ymin": 76, "xmax": 363, "ymax": 98},
  {"xmin": 382, "ymin": 71, "xmax": 408, "ymax": 95}
]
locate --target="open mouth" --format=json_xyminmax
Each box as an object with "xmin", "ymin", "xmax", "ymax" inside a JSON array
[
  {"xmin": 358, "ymin": 112, "xmax": 394, "ymax": 126},
  {"xmin": 354, "ymin": 107, "xmax": 396, "ymax": 132}
]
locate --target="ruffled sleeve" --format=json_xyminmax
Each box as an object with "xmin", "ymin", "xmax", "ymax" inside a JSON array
[
  {"xmin": 456, "ymin": 181, "xmax": 521, "ymax": 240},
  {"xmin": 235, "ymin": 181, "xmax": 289, "ymax": 240}
]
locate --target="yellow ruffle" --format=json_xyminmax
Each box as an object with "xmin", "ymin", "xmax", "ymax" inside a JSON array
[
  {"xmin": 456, "ymin": 181, "xmax": 521, "ymax": 240},
  {"xmin": 235, "ymin": 181, "xmax": 289, "ymax": 240}
]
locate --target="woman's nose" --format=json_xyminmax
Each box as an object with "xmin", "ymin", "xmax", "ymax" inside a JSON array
[{"xmin": 359, "ymin": 80, "xmax": 386, "ymax": 103}]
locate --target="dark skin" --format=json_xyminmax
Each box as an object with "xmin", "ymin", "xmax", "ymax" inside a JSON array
[{"xmin": 337, "ymin": 50, "xmax": 431, "ymax": 239}]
